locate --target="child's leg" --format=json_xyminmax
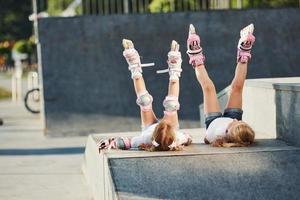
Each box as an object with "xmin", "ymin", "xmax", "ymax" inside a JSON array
[
  {"xmin": 123, "ymin": 39, "xmax": 158, "ymax": 127},
  {"xmin": 226, "ymin": 62, "xmax": 248, "ymax": 109},
  {"xmin": 162, "ymin": 40, "xmax": 182, "ymax": 127},
  {"xmin": 195, "ymin": 66, "xmax": 220, "ymax": 114},
  {"xmin": 226, "ymin": 24, "xmax": 255, "ymax": 109},
  {"xmin": 187, "ymin": 24, "xmax": 221, "ymax": 115}
]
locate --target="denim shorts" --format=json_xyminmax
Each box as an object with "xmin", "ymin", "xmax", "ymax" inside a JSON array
[{"xmin": 204, "ymin": 108, "xmax": 243, "ymax": 129}]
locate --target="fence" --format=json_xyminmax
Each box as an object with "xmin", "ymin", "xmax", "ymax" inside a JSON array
[{"xmin": 36, "ymin": 0, "xmax": 300, "ymax": 15}]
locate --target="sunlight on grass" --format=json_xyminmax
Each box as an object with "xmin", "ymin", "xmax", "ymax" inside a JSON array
[{"xmin": 0, "ymin": 86, "xmax": 11, "ymax": 99}]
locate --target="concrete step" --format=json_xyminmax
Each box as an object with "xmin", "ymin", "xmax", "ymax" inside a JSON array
[{"xmin": 82, "ymin": 129, "xmax": 300, "ymax": 200}]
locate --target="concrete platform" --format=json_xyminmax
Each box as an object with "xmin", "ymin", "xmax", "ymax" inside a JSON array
[
  {"xmin": 199, "ymin": 77, "xmax": 300, "ymax": 140},
  {"xmin": 82, "ymin": 129, "xmax": 300, "ymax": 200}
]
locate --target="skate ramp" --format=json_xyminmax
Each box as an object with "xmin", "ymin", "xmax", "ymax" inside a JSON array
[
  {"xmin": 112, "ymin": 150, "xmax": 300, "ymax": 200},
  {"xmin": 83, "ymin": 77, "xmax": 300, "ymax": 199},
  {"xmin": 82, "ymin": 129, "xmax": 300, "ymax": 200}
]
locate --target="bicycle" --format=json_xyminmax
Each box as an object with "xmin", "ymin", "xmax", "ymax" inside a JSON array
[
  {"xmin": 24, "ymin": 71, "xmax": 40, "ymax": 114},
  {"xmin": 24, "ymin": 88, "xmax": 40, "ymax": 114}
]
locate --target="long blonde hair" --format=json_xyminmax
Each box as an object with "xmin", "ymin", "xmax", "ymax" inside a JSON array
[
  {"xmin": 211, "ymin": 122, "xmax": 255, "ymax": 147},
  {"xmin": 139, "ymin": 120, "xmax": 178, "ymax": 151}
]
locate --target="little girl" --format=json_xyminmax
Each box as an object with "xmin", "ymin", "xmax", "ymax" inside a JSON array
[
  {"xmin": 99, "ymin": 40, "xmax": 192, "ymax": 151},
  {"xmin": 186, "ymin": 24, "xmax": 255, "ymax": 147}
]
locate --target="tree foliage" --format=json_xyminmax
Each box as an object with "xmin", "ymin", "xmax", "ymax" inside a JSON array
[
  {"xmin": 242, "ymin": 0, "xmax": 299, "ymax": 8},
  {"xmin": 0, "ymin": 0, "xmax": 32, "ymax": 41},
  {"xmin": 149, "ymin": 0, "xmax": 197, "ymax": 12},
  {"xmin": 149, "ymin": 0, "xmax": 299, "ymax": 12}
]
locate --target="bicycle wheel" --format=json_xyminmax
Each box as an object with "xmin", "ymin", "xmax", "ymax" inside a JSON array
[{"xmin": 24, "ymin": 88, "xmax": 40, "ymax": 114}]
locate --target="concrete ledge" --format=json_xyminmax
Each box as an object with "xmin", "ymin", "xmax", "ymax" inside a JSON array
[
  {"xmin": 200, "ymin": 77, "xmax": 300, "ymax": 138},
  {"xmin": 245, "ymin": 77, "xmax": 300, "ymax": 89},
  {"xmin": 82, "ymin": 129, "xmax": 300, "ymax": 200},
  {"xmin": 273, "ymin": 82, "xmax": 300, "ymax": 92},
  {"xmin": 274, "ymin": 82, "xmax": 300, "ymax": 146}
]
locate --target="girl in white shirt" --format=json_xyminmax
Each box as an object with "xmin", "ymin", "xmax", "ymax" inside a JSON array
[
  {"xmin": 99, "ymin": 39, "xmax": 192, "ymax": 151},
  {"xmin": 186, "ymin": 24, "xmax": 255, "ymax": 147}
]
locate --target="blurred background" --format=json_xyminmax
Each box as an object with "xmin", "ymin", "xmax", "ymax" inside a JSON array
[
  {"xmin": 1, "ymin": 2, "xmax": 300, "ymax": 200},
  {"xmin": 1, "ymin": 0, "xmax": 299, "ymax": 75},
  {"xmin": 1, "ymin": 0, "xmax": 300, "ymax": 136}
]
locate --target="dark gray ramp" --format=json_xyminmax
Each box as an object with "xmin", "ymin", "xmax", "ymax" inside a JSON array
[{"xmin": 110, "ymin": 150, "xmax": 300, "ymax": 200}]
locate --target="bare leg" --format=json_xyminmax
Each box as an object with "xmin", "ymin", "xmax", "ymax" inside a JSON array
[
  {"xmin": 226, "ymin": 62, "xmax": 248, "ymax": 109},
  {"xmin": 163, "ymin": 79, "xmax": 180, "ymax": 127},
  {"xmin": 226, "ymin": 24, "xmax": 255, "ymax": 109},
  {"xmin": 187, "ymin": 24, "xmax": 220, "ymax": 115},
  {"xmin": 123, "ymin": 39, "xmax": 157, "ymax": 127},
  {"xmin": 133, "ymin": 76, "xmax": 158, "ymax": 127},
  {"xmin": 195, "ymin": 65, "xmax": 221, "ymax": 114}
]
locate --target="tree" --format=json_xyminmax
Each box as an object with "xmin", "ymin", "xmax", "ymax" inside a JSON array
[
  {"xmin": 0, "ymin": 0, "xmax": 32, "ymax": 41},
  {"xmin": 47, "ymin": 0, "xmax": 82, "ymax": 16},
  {"xmin": 149, "ymin": 0, "xmax": 198, "ymax": 13},
  {"xmin": 242, "ymin": 0, "xmax": 299, "ymax": 8}
]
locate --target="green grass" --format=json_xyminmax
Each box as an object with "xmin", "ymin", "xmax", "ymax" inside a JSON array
[{"xmin": 0, "ymin": 86, "xmax": 11, "ymax": 99}]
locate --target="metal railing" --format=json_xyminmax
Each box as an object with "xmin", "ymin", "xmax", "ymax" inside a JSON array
[{"xmin": 36, "ymin": 0, "xmax": 300, "ymax": 16}]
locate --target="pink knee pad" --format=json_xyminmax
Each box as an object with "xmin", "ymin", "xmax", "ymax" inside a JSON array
[
  {"xmin": 136, "ymin": 91, "xmax": 153, "ymax": 112},
  {"xmin": 163, "ymin": 96, "xmax": 180, "ymax": 116}
]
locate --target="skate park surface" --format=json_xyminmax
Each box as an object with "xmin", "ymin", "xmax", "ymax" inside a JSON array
[
  {"xmin": 83, "ymin": 131, "xmax": 300, "ymax": 200},
  {"xmin": 1, "ymin": 77, "xmax": 300, "ymax": 200},
  {"xmin": 83, "ymin": 77, "xmax": 300, "ymax": 200},
  {"xmin": 2, "ymin": 7, "xmax": 300, "ymax": 199},
  {"xmin": 0, "ymin": 100, "xmax": 90, "ymax": 200}
]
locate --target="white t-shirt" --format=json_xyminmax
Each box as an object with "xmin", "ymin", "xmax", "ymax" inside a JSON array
[
  {"xmin": 205, "ymin": 117, "xmax": 233, "ymax": 143},
  {"xmin": 131, "ymin": 123, "xmax": 187, "ymax": 148}
]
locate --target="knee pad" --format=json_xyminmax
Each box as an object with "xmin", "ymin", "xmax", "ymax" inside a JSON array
[
  {"xmin": 163, "ymin": 96, "xmax": 180, "ymax": 115},
  {"xmin": 115, "ymin": 137, "xmax": 131, "ymax": 150},
  {"xmin": 136, "ymin": 91, "xmax": 153, "ymax": 111}
]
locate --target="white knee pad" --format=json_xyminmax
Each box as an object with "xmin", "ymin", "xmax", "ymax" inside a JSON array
[
  {"xmin": 136, "ymin": 91, "xmax": 153, "ymax": 111},
  {"xmin": 163, "ymin": 96, "xmax": 180, "ymax": 115}
]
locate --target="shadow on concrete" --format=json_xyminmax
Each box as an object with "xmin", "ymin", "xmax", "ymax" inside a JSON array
[{"xmin": 0, "ymin": 146, "xmax": 85, "ymax": 156}]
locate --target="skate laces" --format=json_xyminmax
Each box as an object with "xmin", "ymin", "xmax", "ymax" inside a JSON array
[
  {"xmin": 123, "ymin": 48, "xmax": 141, "ymax": 70},
  {"xmin": 237, "ymin": 24, "xmax": 255, "ymax": 63},
  {"xmin": 156, "ymin": 40, "xmax": 182, "ymax": 81},
  {"xmin": 168, "ymin": 48, "xmax": 182, "ymax": 72},
  {"xmin": 97, "ymin": 138, "xmax": 116, "ymax": 150},
  {"xmin": 168, "ymin": 51, "xmax": 182, "ymax": 80},
  {"xmin": 122, "ymin": 39, "xmax": 155, "ymax": 78},
  {"xmin": 238, "ymin": 23, "xmax": 255, "ymax": 52},
  {"xmin": 186, "ymin": 24, "xmax": 205, "ymax": 67},
  {"xmin": 187, "ymin": 35, "xmax": 202, "ymax": 55}
]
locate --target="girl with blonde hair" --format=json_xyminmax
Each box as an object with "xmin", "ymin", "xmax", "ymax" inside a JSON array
[
  {"xmin": 99, "ymin": 39, "xmax": 192, "ymax": 151},
  {"xmin": 186, "ymin": 24, "xmax": 255, "ymax": 147}
]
